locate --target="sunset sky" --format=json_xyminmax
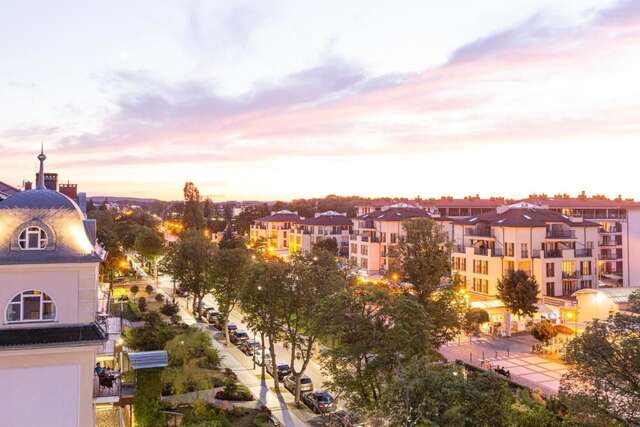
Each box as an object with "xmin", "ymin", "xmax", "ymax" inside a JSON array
[{"xmin": 1, "ymin": 0, "xmax": 640, "ymax": 201}]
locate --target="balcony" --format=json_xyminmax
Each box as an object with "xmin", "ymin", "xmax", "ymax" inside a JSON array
[
  {"xmin": 544, "ymin": 249, "xmax": 564, "ymax": 258},
  {"xmin": 599, "ymin": 240, "xmax": 622, "ymax": 247},
  {"xmin": 464, "ymin": 228, "xmax": 494, "ymax": 238},
  {"xmin": 546, "ymin": 230, "xmax": 576, "ymax": 239},
  {"xmin": 600, "ymin": 253, "xmax": 621, "ymax": 260},
  {"xmin": 599, "ymin": 227, "xmax": 622, "ymax": 234},
  {"xmin": 453, "ymin": 244, "xmax": 466, "ymax": 254},
  {"xmin": 575, "ymin": 248, "xmax": 593, "ymax": 257},
  {"xmin": 562, "ymin": 271, "xmax": 579, "ymax": 279},
  {"xmin": 351, "ymin": 234, "xmax": 380, "ymax": 243},
  {"xmin": 93, "ymin": 374, "xmax": 126, "ymax": 403}
]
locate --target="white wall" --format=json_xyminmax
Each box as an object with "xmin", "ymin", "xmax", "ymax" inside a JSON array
[{"xmin": 627, "ymin": 208, "xmax": 640, "ymax": 286}]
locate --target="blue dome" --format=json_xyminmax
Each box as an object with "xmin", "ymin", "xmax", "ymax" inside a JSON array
[{"xmin": 0, "ymin": 189, "xmax": 82, "ymax": 215}]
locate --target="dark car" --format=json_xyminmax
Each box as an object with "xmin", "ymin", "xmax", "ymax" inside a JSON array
[
  {"xmin": 266, "ymin": 362, "xmax": 291, "ymax": 381},
  {"xmin": 226, "ymin": 323, "xmax": 238, "ymax": 334},
  {"xmin": 230, "ymin": 330, "xmax": 250, "ymax": 345},
  {"xmin": 240, "ymin": 340, "xmax": 262, "ymax": 356},
  {"xmin": 301, "ymin": 390, "xmax": 336, "ymax": 414}
]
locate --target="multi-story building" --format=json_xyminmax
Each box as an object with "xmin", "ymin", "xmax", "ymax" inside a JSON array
[
  {"xmin": 249, "ymin": 210, "xmax": 301, "ymax": 257},
  {"xmin": 450, "ymin": 202, "xmax": 600, "ymax": 334},
  {"xmin": 289, "ymin": 211, "xmax": 352, "ymax": 256},
  {"xmin": 349, "ymin": 203, "xmax": 447, "ymax": 276},
  {"xmin": 522, "ymin": 195, "xmax": 640, "ymax": 287},
  {"xmin": 0, "ymin": 150, "xmax": 107, "ymax": 426}
]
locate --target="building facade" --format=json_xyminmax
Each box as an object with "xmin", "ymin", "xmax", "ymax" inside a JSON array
[
  {"xmin": 288, "ymin": 211, "xmax": 352, "ymax": 256},
  {"xmin": 0, "ymin": 152, "xmax": 107, "ymax": 427},
  {"xmin": 249, "ymin": 210, "xmax": 301, "ymax": 257}
]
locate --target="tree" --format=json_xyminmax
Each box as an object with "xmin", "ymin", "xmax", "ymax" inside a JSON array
[
  {"xmin": 208, "ymin": 245, "xmax": 250, "ymax": 346},
  {"xmin": 464, "ymin": 308, "xmax": 490, "ymax": 336},
  {"xmin": 125, "ymin": 311, "xmax": 177, "ymax": 351},
  {"xmin": 628, "ymin": 289, "xmax": 640, "ymax": 313},
  {"xmin": 134, "ymin": 226, "xmax": 164, "ymax": 280},
  {"xmin": 130, "ymin": 284, "xmax": 139, "ymax": 303},
  {"xmin": 115, "ymin": 220, "xmax": 141, "ymax": 251},
  {"xmin": 165, "ymin": 329, "xmax": 220, "ymax": 369},
  {"xmin": 239, "ymin": 257, "xmax": 289, "ymax": 392},
  {"xmin": 162, "ymin": 230, "xmax": 214, "ymax": 314},
  {"xmin": 497, "ymin": 270, "xmax": 539, "ymax": 318},
  {"xmin": 133, "ymin": 368, "xmax": 166, "ymax": 427},
  {"xmin": 530, "ymin": 320, "xmax": 558, "ymax": 345},
  {"xmin": 560, "ymin": 313, "xmax": 640, "ymax": 425},
  {"xmin": 281, "ymin": 249, "xmax": 348, "ymax": 403},
  {"xmin": 203, "ymin": 197, "xmax": 213, "ymax": 219},
  {"xmin": 233, "ymin": 204, "xmax": 270, "ymax": 236},
  {"xmin": 183, "ymin": 182, "xmax": 205, "ymax": 230},
  {"xmin": 312, "ymin": 237, "xmax": 339, "ymax": 255}
]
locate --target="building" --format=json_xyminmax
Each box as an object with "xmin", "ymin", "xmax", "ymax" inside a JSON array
[
  {"xmin": 249, "ymin": 210, "xmax": 301, "ymax": 257},
  {"xmin": 59, "ymin": 181, "xmax": 79, "ymax": 200},
  {"xmin": 573, "ymin": 287, "xmax": 639, "ymax": 323},
  {"xmin": 450, "ymin": 202, "xmax": 600, "ymax": 334},
  {"xmin": 35, "ymin": 171, "xmax": 58, "ymax": 191},
  {"xmin": 289, "ymin": 211, "xmax": 352, "ymax": 256},
  {"xmin": 0, "ymin": 150, "xmax": 107, "ymax": 427},
  {"xmin": 522, "ymin": 194, "xmax": 640, "ymax": 287},
  {"xmin": 0, "ymin": 180, "xmax": 18, "ymax": 201},
  {"xmin": 349, "ymin": 203, "xmax": 447, "ymax": 276}
]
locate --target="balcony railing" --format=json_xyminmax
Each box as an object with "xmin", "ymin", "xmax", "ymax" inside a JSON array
[
  {"xmin": 545, "ymin": 249, "xmax": 564, "ymax": 258},
  {"xmin": 575, "ymin": 248, "xmax": 593, "ymax": 257},
  {"xmin": 600, "ymin": 253, "xmax": 620, "ymax": 260},
  {"xmin": 599, "ymin": 240, "xmax": 622, "ymax": 247},
  {"xmin": 562, "ymin": 271, "xmax": 579, "ymax": 279},
  {"xmin": 464, "ymin": 228, "xmax": 494, "ymax": 238},
  {"xmin": 599, "ymin": 227, "xmax": 622, "ymax": 233},
  {"xmin": 94, "ymin": 375, "xmax": 122, "ymax": 400},
  {"xmin": 453, "ymin": 245, "xmax": 466, "ymax": 254},
  {"xmin": 546, "ymin": 230, "xmax": 576, "ymax": 239}
]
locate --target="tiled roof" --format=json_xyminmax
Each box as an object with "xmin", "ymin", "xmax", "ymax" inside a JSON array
[
  {"xmin": 522, "ymin": 197, "xmax": 640, "ymax": 209},
  {"xmin": 0, "ymin": 181, "xmax": 18, "ymax": 197},
  {"xmin": 0, "ymin": 189, "xmax": 80, "ymax": 211},
  {"xmin": 358, "ymin": 207, "xmax": 431, "ymax": 221},
  {"xmin": 299, "ymin": 214, "xmax": 352, "ymax": 226},
  {"xmin": 454, "ymin": 207, "xmax": 600, "ymax": 228},
  {"xmin": 0, "ymin": 323, "xmax": 106, "ymax": 349},
  {"xmin": 256, "ymin": 210, "xmax": 301, "ymax": 222}
]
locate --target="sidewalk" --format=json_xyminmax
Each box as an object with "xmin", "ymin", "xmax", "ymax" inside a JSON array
[{"xmin": 172, "ymin": 295, "xmax": 309, "ymax": 427}]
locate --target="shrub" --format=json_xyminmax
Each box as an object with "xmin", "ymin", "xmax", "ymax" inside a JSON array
[
  {"xmin": 165, "ymin": 329, "xmax": 220, "ymax": 369},
  {"xmin": 180, "ymin": 400, "xmax": 231, "ymax": 427},
  {"xmin": 554, "ymin": 324, "xmax": 574, "ymax": 335},
  {"xmin": 464, "ymin": 308, "xmax": 490, "ymax": 335},
  {"xmin": 161, "ymin": 302, "xmax": 180, "ymax": 316},
  {"xmin": 155, "ymin": 293, "xmax": 165, "ymax": 303},
  {"xmin": 145, "ymin": 284, "xmax": 154, "ymax": 294},
  {"xmin": 133, "ymin": 369, "xmax": 166, "ymax": 427},
  {"xmin": 531, "ymin": 320, "xmax": 558, "ymax": 344},
  {"xmin": 123, "ymin": 301, "xmax": 142, "ymax": 321},
  {"xmin": 170, "ymin": 314, "xmax": 182, "ymax": 325},
  {"xmin": 138, "ymin": 297, "xmax": 148, "ymax": 312},
  {"xmin": 215, "ymin": 382, "xmax": 253, "ymax": 401},
  {"xmin": 125, "ymin": 311, "xmax": 177, "ymax": 351},
  {"xmin": 130, "ymin": 285, "xmax": 140, "ymax": 301}
]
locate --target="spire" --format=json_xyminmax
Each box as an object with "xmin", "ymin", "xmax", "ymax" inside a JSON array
[{"xmin": 36, "ymin": 143, "xmax": 47, "ymax": 190}]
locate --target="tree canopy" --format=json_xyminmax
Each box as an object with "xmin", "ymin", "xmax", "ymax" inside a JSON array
[{"xmin": 497, "ymin": 270, "xmax": 539, "ymax": 317}]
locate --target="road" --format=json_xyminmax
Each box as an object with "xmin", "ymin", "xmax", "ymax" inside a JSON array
[{"xmin": 155, "ymin": 275, "xmax": 331, "ymax": 426}]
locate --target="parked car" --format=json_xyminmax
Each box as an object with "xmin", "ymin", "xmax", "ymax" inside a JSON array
[
  {"xmin": 266, "ymin": 362, "xmax": 291, "ymax": 381},
  {"xmin": 231, "ymin": 330, "xmax": 250, "ymax": 345},
  {"xmin": 240, "ymin": 340, "xmax": 262, "ymax": 356},
  {"xmin": 301, "ymin": 390, "xmax": 336, "ymax": 414},
  {"xmin": 226, "ymin": 323, "xmax": 238, "ymax": 334},
  {"xmin": 254, "ymin": 349, "xmax": 272, "ymax": 367},
  {"xmin": 329, "ymin": 410, "xmax": 363, "ymax": 427},
  {"xmin": 175, "ymin": 288, "xmax": 188, "ymax": 297},
  {"xmin": 283, "ymin": 374, "xmax": 313, "ymax": 394},
  {"xmin": 206, "ymin": 310, "xmax": 220, "ymax": 324}
]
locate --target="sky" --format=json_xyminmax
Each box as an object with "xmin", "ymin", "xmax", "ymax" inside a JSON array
[{"xmin": 1, "ymin": 0, "xmax": 640, "ymax": 201}]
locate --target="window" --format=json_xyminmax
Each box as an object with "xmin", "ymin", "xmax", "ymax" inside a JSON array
[
  {"xmin": 6, "ymin": 290, "xmax": 56, "ymax": 322},
  {"xmin": 581, "ymin": 261, "xmax": 592, "ymax": 276},
  {"xmin": 546, "ymin": 282, "xmax": 555, "ymax": 297},
  {"xmin": 505, "ymin": 242, "xmax": 514, "ymax": 257},
  {"xmin": 580, "ymin": 280, "xmax": 593, "ymax": 289},
  {"xmin": 360, "ymin": 245, "xmax": 368, "ymax": 256},
  {"xmin": 350, "ymin": 243, "xmax": 357, "ymax": 254},
  {"xmin": 390, "ymin": 233, "xmax": 397, "ymax": 244},
  {"xmin": 521, "ymin": 243, "xmax": 528, "ymax": 258},
  {"xmin": 360, "ymin": 258, "xmax": 368, "ymax": 269},
  {"xmin": 18, "ymin": 226, "xmax": 48, "ymax": 250},
  {"xmin": 505, "ymin": 261, "xmax": 515, "ymax": 275},
  {"xmin": 546, "ymin": 263, "xmax": 555, "ymax": 278}
]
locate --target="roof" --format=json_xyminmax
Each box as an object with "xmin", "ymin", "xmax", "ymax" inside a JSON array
[
  {"xmin": 256, "ymin": 210, "xmax": 301, "ymax": 222},
  {"xmin": 0, "ymin": 323, "xmax": 106, "ymax": 349},
  {"xmin": 0, "ymin": 189, "xmax": 81, "ymax": 211},
  {"xmin": 0, "ymin": 181, "xmax": 18, "ymax": 198},
  {"xmin": 299, "ymin": 212, "xmax": 352, "ymax": 226},
  {"xmin": 454, "ymin": 206, "xmax": 600, "ymax": 228},
  {"xmin": 357, "ymin": 207, "xmax": 431, "ymax": 221},
  {"xmin": 573, "ymin": 287, "xmax": 640, "ymax": 304},
  {"xmin": 429, "ymin": 198, "xmax": 505, "ymax": 208},
  {"xmin": 522, "ymin": 197, "xmax": 640, "ymax": 209},
  {"xmin": 128, "ymin": 350, "xmax": 169, "ymax": 369}
]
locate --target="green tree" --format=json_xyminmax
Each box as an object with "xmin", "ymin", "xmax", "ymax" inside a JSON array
[
  {"xmin": 133, "ymin": 369, "xmax": 166, "ymax": 427},
  {"xmin": 530, "ymin": 320, "xmax": 558, "ymax": 345},
  {"xmin": 165, "ymin": 329, "xmax": 220, "ymax": 369},
  {"xmin": 239, "ymin": 257, "xmax": 289, "ymax": 392},
  {"xmin": 208, "ymin": 244, "xmax": 250, "ymax": 346},
  {"xmin": 464, "ymin": 308, "xmax": 490, "ymax": 336},
  {"xmin": 628, "ymin": 289, "xmax": 640, "ymax": 313},
  {"xmin": 497, "ymin": 270, "xmax": 539, "ymax": 318},
  {"xmin": 115, "ymin": 220, "xmax": 141, "ymax": 251},
  {"xmin": 130, "ymin": 284, "xmax": 139, "ymax": 302},
  {"xmin": 281, "ymin": 249, "xmax": 348, "ymax": 403},
  {"xmin": 134, "ymin": 226, "xmax": 164, "ymax": 280},
  {"xmin": 560, "ymin": 313, "xmax": 640, "ymax": 425},
  {"xmin": 125, "ymin": 311, "xmax": 177, "ymax": 351},
  {"xmin": 233, "ymin": 204, "xmax": 270, "ymax": 236},
  {"xmin": 312, "ymin": 237, "xmax": 339, "ymax": 255},
  {"xmin": 183, "ymin": 182, "xmax": 205, "ymax": 230},
  {"xmin": 203, "ymin": 197, "xmax": 213, "ymax": 219}
]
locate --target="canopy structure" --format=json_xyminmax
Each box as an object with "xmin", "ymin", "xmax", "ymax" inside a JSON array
[{"xmin": 128, "ymin": 350, "xmax": 168, "ymax": 370}]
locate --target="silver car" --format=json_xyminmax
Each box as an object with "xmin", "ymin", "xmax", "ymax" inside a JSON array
[{"xmin": 283, "ymin": 374, "xmax": 313, "ymax": 394}]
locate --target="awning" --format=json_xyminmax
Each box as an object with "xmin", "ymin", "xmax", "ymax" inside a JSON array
[{"xmin": 128, "ymin": 350, "xmax": 168, "ymax": 369}]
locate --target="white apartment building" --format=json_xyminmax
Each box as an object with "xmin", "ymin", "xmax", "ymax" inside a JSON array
[
  {"xmin": 0, "ymin": 151, "xmax": 107, "ymax": 427},
  {"xmin": 349, "ymin": 203, "xmax": 448, "ymax": 276},
  {"xmin": 289, "ymin": 211, "xmax": 352, "ymax": 256},
  {"xmin": 249, "ymin": 210, "xmax": 301, "ymax": 257},
  {"xmin": 450, "ymin": 203, "xmax": 600, "ymax": 334}
]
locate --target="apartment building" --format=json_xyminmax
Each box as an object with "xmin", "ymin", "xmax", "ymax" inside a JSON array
[
  {"xmin": 522, "ymin": 195, "xmax": 640, "ymax": 287},
  {"xmin": 249, "ymin": 210, "xmax": 301, "ymax": 257},
  {"xmin": 288, "ymin": 211, "xmax": 352, "ymax": 256},
  {"xmin": 0, "ymin": 151, "xmax": 107, "ymax": 427},
  {"xmin": 349, "ymin": 203, "xmax": 448, "ymax": 276}
]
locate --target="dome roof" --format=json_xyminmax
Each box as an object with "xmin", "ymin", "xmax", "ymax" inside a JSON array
[{"xmin": 0, "ymin": 189, "xmax": 83, "ymax": 216}]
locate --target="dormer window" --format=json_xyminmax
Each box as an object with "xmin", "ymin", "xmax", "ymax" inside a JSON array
[
  {"xmin": 18, "ymin": 226, "xmax": 48, "ymax": 250},
  {"xmin": 6, "ymin": 290, "xmax": 56, "ymax": 323}
]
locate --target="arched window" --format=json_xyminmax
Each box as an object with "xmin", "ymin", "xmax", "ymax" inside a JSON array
[
  {"xmin": 18, "ymin": 226, "xmax": 48, "ymax": 250},
  {"xmin": 6, "ymin": 290, "xmax": 56, "ymax": 322}
]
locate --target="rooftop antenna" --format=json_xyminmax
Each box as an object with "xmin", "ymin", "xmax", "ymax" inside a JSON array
[{"xmin": 36, "ymin": 142, "xmax": 46, "ymax": 190}]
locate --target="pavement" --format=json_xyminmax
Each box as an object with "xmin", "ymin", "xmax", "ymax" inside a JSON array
[
  {"xmin": 439, "ymin": 334, "xmax": 568, "ymax": 396},
  {"xmin": 156, "ymin": 275, "xmax": 316, "ymax": 426}
]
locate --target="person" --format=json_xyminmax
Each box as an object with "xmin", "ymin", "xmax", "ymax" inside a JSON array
[{"xmin": 95, "ymin": 362, "xmax": 104, "ymax": 376}]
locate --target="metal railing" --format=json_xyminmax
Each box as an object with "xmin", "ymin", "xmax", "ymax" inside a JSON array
[
  {"xmin": 562, "ymin": 271, "xmax": 580, "ymax": 279},
  {"xmin": 546, "ymin": 230, "xmax": 575, "ymax": 239},
  {"xmin": 544, "ymin": 249, "xmax": 564, "ymax": 258},
  {"xmin": 575, "ymin": 248, "xmax": 593, "ymax": 257},
  {"xmin": 464, "ymin": 228, "xmax": 494, "ymax": 237}
]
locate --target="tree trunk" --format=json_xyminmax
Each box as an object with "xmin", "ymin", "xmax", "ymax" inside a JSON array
[
  {"xmin": 269, "ymin": 338, "xmax": 279, "ymax": 392},
  {"xmin": 223, "ymin": 316, "xmax": 231, "ymax": 346},
  {"xmin": 260, "ymin": 331, "xmax": 266, "ymax": 381}
]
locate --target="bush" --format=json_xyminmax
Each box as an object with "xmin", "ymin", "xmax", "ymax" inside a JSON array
[
  {"xmin": 145, "ymin": 284, "xmax": 154, "ymax": 294},
  {"xmin": 155, "ymin": 293, "xmax": 165, "ymax": 303},
  {"xmin": 130, "ymin": 285, "xmax": 140, "ymax": 301},
  {"xmin": 161, "ymin": 302, "xmax": 180, "ymax": 316},
  {"xmin": 133, "ymin": 369, "xmax": 166, "ymax": 427},
  {"xmin": 215, "ymin": 381, "xmax": 253, "ymax": 401},
  {"xmin": 138, "ymin": 297, "xmax": 148, "ymax": 312},
  {"xmin": 180, "ymin": 400, "xmax": 231, "ymax": 427},
  {"xmin": 554, "ymin": 324, "xmax": 574, "ymax": 335},
  {"xmin": 123, "ymin": 301, "xmax": 142, "ymax": 321},
  {"xmin": 531, "ymin": 320, "xmax": 558, "ymax": 344},
  {"xmin": 170, "ymin": 314, "xmax": 182, "ymax": 325},
  {"xmin": 464, "ymin": 308, "xmax": 490, "ymax": 335},
  {"xmin": 125, "ymin": 311, "xmax": 177, "ymax": 351},
  {"xmin": 165, "ymin": 329, "xmax": 220, "ymax": 369}
]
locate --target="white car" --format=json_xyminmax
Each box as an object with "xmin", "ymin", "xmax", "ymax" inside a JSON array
[{"xmin": 254, "ymin": 349, "xmax": 272, "ymax": 367}]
